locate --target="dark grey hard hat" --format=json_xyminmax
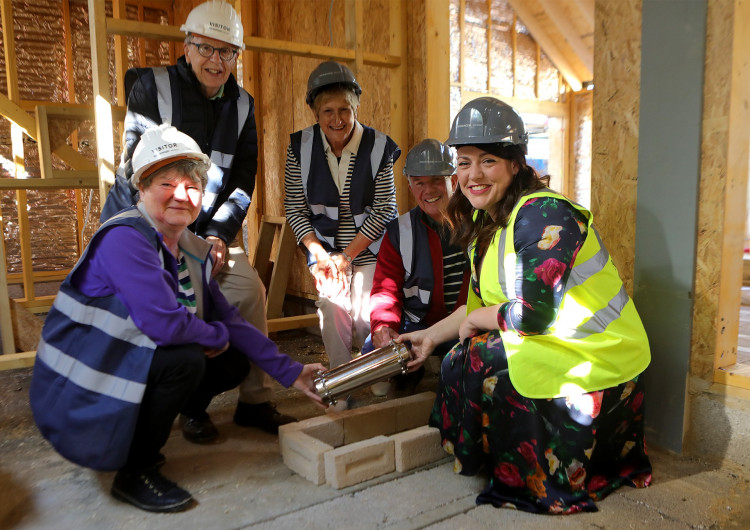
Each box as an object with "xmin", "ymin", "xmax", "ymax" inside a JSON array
[
  {"xmin": 403, "ymin": 138, "xmax": 455, "ymax": 177},
  {"xmin": 446, "ymin": 97, "xmax": 528, "ymax": 154},
  {"xmin": 305, "ymin": 61, "xmax": 362, "ymax": 107}
]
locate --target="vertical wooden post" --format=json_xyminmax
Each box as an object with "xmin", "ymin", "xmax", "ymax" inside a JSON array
[
  {"xmin": 62, "ymin": 0, "xmax": 87, "ymax": 255},
  {"xmin": 238, "ymin": 0, "xmax": 263, "ymax": 251},
  {"xmin": 511, "ymin": 13, "xmax": 517, "ymax": 97},
  {"xmin": 713, "ymin": 0, "xmax": 750, "ymax": 373},
  {"xmin": 565, "ymin": 93, "xmax": 577, "ymax": 200},
  {"xmin": 345, "ymin": 0, "xmax": 365, "ymax": 75},
  {"xmin": 89, "ymin": 0, "xmax": 117, "ymax": 207},
  {"xmin": 1, "ymin": 0, "xmax": 34, "ymax": 307},
  {"xmin": 424, "ymin": 0, "xmax": 450, "ymax": 140},
  {"xmin": 535, "ymin": 42, "xmax": 540, "ymax": 99},
  {"xmin": 390, "ymin": 0, "xmax": 408, "ymax": 213},
  {"xmin": 0, "ymin": 230, "xmax": 13, "ymax": 355},
  {"xmin": 486, "ymin": 0, "xmax": 492, "ymax": 93},
  {"xmin": 458, "ymin": 0, "xmax": 465, "ymax": 104},
  {"xmin": 0, "ymin": 0, "xmax": 18, "ymax": 347}
]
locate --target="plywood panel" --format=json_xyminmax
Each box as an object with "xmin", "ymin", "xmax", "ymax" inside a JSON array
[
  {"xmin": 702, "ymin": 0, "xmax": 750, "ymax": 381},
  {"xmin": 693, "ymin": 0, "xmax": 734, "ymax": 378},
  {"xmin": 591, "ymin": 0, "xmax": 641, "ymax": 293}
]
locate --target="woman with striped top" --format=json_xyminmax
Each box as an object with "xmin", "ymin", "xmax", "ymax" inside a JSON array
[{"xmin": 284, "ymin": 61, "xmax": 400, "ymax": 409}]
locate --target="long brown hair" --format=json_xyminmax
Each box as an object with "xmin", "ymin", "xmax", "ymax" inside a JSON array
[{"xmin": 446, "ymin": 143, "xmax": 549, "ymax": 253}]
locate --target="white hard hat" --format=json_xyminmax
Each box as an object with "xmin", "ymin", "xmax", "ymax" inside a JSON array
[
  {"xmin": 131, "ymin": 124, "xmax": 210, "ymax": 187},
  {"xmin": 180, "ymin": 0, "xmax": 245, "ymax": 49}
]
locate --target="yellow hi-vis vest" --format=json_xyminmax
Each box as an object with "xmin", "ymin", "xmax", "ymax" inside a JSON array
[{"xmin": 467, "ymin": 190, "xmax": 650, "ymax": 399}]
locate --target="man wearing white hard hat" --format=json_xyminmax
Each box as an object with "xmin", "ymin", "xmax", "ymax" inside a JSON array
[
  {"xmin": 31, "ymin": 125, "xmax": 325, "ymax": 513},
  {"xmin": 101, "ymin": 1, "xmax": 293, "ymax": 435}
]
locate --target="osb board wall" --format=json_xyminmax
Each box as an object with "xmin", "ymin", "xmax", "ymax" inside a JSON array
[
  {"xmin": 591, "ymin": 0, "xmax": 642, "ymax": 294},
  {"xmin": 693, "ymin": 0, "xmax": 750, "ymax": 379},
  {"xmin": 253, "ymin": 0, "xmax": 395, "ymax": 299}
]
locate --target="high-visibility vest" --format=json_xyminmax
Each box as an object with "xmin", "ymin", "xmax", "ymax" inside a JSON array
[{"xmin": 467, "ymin": 190, "xmax": 650, "ymax": 398}]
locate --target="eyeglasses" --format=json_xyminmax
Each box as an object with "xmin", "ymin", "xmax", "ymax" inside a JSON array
[{"xmin": 187, "ymin": 41, "xmax": 238, "ymax": 62}]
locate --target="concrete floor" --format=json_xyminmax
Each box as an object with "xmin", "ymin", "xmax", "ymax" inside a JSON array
[{"xmin": 1, "ymin": 331, "xmax": 750, "ymax": 529}]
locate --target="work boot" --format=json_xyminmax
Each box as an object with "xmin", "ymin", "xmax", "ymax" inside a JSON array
[
  {"xmin": 233, "ymin": 401, "xmax": 296, "ymax": 434},
  {"xmin": 179, "ymin": 413, "xmax": 219, "ymax": 444},
  {"xmin": 111, "ymin": 468, "xmax": 192, "ymax": 513}
]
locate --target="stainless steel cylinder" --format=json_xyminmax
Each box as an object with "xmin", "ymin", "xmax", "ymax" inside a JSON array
[{"xmin": 314, "ymin": 341, "xmax": 412, "ymax": 405}]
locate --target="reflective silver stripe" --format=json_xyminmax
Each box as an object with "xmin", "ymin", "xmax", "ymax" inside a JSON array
[
  {"xmin": 300, "ymin": 126, "xmax": 314, "ymax": 203},
  {"xmin": 370, "ymin": 130, "xmax": 387, "ymax": 180},
  {"xmin": 567, "ymin": 230, "xmax": 609, "ymax": 289},
  {"xmin": 567, "ymin": 284, "xmax": 630, "ymax": 339},
  {"xmin": 153, "ymin": 67, "xmax": 172, "ymax": 125},
  {"xmin": 309, "ymin": 204, "xmax": 339, "ymax": 219},
  {"xmin": 402, "ymin": 285, "xmax": 431, "ymax": 304},
  {"xmin": 404, "ymin": 309, "xmax": 420, "ymax": 322},
  {"xmin": 37, "ymin": 338, "xmax": 147, "ymax": 404},
  {"xmin": 54, "ymin": 290, "xmax": 156, "ymax": 349},
  {"xmin": 398, "ymin": 214, "xmax": 414, "ymax": 277},
  {"xmin": 496, "ymin": 228, "xmax": 509, "ymax": 298},
  {"xmin": 237, "ymin": 90, "xmax": 250, "ymax": 140},
  {"xmin": 210, "ymin": 150, "xmax": 234, "ymax": 168}
]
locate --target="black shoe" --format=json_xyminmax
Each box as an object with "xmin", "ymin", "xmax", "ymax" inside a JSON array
[
  {"xmin": 233, "ymin": 401, "xmax": 296, "ymax": 434},
  {"xmin": 179, "ymin": 413, "xmax": 219, "ymax": 444},
  {"xmin": 111, "ymin": 468, "xmax": 192, "ymax": 513}
]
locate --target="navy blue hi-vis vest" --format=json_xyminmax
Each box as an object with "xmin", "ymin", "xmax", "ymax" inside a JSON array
[
  {"xmin": 289, "ymin": 123, "xmax": 400, "ymax": 257},
  {"xmin": 145, "ymin": 66, "xmax": 251, "ymax": 227},
  {"xmin": 30, "ymin": 209, "xmax": 173, "ymax": 471},
  {"xmin": 386, "ymin": 208, "xmax": 436, "ymax": 324},
  {"xmin": 103, "ymin": 64, "xmax": 252, "ymax": 233}
]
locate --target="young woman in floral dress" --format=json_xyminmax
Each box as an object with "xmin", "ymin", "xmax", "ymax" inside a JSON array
[{"xmin": 397, "ymin": 97, "xmax": 652, "ymax": 514}]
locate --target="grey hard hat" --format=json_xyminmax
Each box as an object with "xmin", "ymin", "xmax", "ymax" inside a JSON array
[
  {"xmin": 446, "ymin": 97, "xmax": 528, "ymax": 154},
  {"xmin": 403, "ymin": 139, "xmax": 455, "ymax": 177},
  {"xmin": 305, "ymin": 61, "xmax": 362, "ymax": 107}
]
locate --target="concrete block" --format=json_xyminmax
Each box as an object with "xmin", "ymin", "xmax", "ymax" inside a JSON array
[
  {"xmin": 342, "ymin": 404, "xmax": 397, "ymax": 444},
  {"xmin": 395, "ymin": 392, "xmax": 436, "ymax": 431},
  {"xmin": 280, "ymin": 414, "xmax": 345, "ymax": 447},
  {"xmin": 392, "ymin": 425, "xmax": 447, "ymax": 472},
  {"xmin": 279, "ymin": 429, "xmax": 333, "ymax": 485},
  {"xmin": 324, "ymin": 435, "xmax": 395, "ymax": 489}
]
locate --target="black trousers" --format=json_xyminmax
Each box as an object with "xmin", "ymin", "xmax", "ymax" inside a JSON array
[{"xmin": 123, "ymin": 344, "xmax": 250, "ymax": 472}]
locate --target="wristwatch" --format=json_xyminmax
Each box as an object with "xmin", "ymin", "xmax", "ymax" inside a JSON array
[{"xmin": 341, "ymin": 250, "xmax": 353, "ymax": 263}]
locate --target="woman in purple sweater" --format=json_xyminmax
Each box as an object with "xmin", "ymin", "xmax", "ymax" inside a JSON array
[{"xmin": 30, "ymin": 125, "xmax": 324, "ymax": 514}]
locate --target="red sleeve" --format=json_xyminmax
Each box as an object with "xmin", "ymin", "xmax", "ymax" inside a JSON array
[{"xmin": 370, "ymin": 231, "xmax": 405, "ymax": 334}]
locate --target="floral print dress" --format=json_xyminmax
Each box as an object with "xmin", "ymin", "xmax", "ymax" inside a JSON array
[{"xmin": 430, "ymin": 196, "xmax": 651, "ymax": 514}]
